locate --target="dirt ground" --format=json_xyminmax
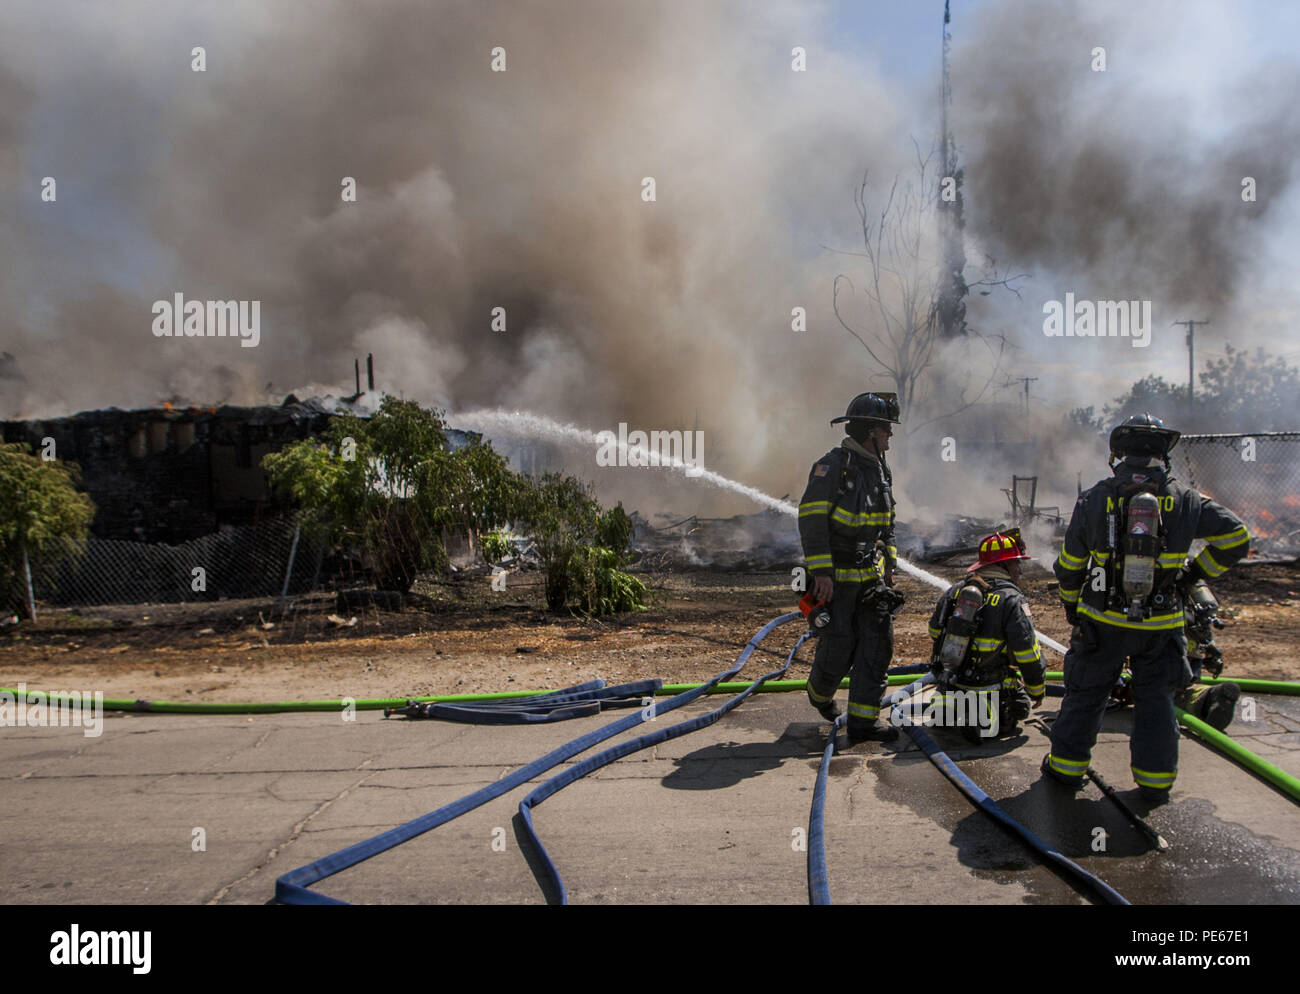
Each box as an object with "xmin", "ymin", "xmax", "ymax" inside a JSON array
[{"xmin": 2, "ymin": 561, "xmax": 1298, "ymax": 704}]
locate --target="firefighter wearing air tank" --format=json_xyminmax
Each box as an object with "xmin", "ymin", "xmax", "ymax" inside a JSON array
[
  {"xmin": 799, "ymin": 392, "xmax": 904, "ymax": 743},
  {"xmin": 927, "ymin": 530, "xmax": 1046, "ymax": 742},
  {"xmin": 1043, "ymin": 414, "xmax": 1251, "ymax": 802}
]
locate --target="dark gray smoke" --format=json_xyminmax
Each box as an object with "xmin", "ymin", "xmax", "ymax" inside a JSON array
[{"xmin": 955, "ymin": 1, "xmax": 1300, "ymax": 312}]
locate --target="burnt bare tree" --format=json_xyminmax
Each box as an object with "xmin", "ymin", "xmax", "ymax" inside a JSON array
[{"xmin": 828, "ymin": 143, "xmax": 1024, "ymax": 433}]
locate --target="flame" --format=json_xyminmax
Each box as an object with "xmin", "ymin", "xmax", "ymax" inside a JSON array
[
  {"xmin": 1258, "ymin": 508, "xmax": 1277, "ymax": 523},
  {"xmin": 163, "ymin": 401, "xmax": 172, "ymax": 411},
  {"xmin": 1285, "ymin": 495, "xmax": 1300, "ymax": 510}
]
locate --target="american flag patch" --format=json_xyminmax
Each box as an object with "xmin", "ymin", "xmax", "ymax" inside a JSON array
[{"xmin": 813, "ymin": 463, "xmax": 829, "ymax": 477}]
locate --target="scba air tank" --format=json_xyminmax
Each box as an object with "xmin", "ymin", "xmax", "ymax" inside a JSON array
[
  {"xmin": 1122, "ymin": 492, "xmax": 1161, "ymax": 618},
  {"xmin": 938, "ymin": 584, "xmax": 985, "ymax": 677}
]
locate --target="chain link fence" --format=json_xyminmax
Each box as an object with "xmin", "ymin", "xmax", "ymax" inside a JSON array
[
  {"xmin": 1177, "ymin": 432, "xmax": 1300, "ymax": 558},
  {"xmin": 2, "ymin": 510, "xmax": 543, "ymax": 653}
]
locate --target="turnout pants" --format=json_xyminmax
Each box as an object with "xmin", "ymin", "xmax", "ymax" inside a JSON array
[
  {"xmin": 806, "ymin": 581, "xmax": 893, "ymax": 735},
  {"xmin": 1048, "ymin": 619, "xmax": 1191, "ymax": 794}
]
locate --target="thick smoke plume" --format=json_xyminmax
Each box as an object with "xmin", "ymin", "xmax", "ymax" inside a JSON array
[
  {"xmin": 3, "ymin": 1, "xmax": 1297, "ymax": 523},
  {"xmin": 0, "ymin": 0, "xmax": 905, "ymax": 512}
]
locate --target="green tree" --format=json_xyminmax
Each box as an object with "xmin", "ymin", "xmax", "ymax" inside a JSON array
[
  {"xmin": 515, "ymin": 473, "xmax": 601, "ymax": 611},
  {"xmin": 262, "ymin": 397, "xmax": 519, "ymax": 592},
  {"xmin": 1096, "ymin": 346, "xmax": 1300, "ymax": 433},
  {"xmin": 0, "ymin": 443, "xmax": 96, "ymax": 619},
  {"xmin": 1198, "ymin": 344, "xmax": 1300, "ymax": 430}
]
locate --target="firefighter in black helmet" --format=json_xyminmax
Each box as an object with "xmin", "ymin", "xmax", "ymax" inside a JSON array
[
  {"xmin": 1042, "ymin": 414, "xmax": 1250, "ymax": 803},
  {"xmin": 798, "ymin": 392, "xmax": 904, "ymax": 743}
]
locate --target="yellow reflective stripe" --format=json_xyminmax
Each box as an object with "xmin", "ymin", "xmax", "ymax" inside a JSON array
[
  {"xmin": 1077, "ymin": 603, "xmax": 1186, "ymax": 630},
  {"xmin": 1057, "ymin": 547, "xmax": 1087, "ymax": 567},
  {"xmin": 1048, "ymin": 754, "xmax": 1088, "ymax": 777},
  {"xmin": 973, "ymin": 638, "xmax": 1005, "ymax": 650},
  {"xmin": 927, "ymin": 626, "xmax": 942, "ymax": 639},
  {"xmin": 1013, "ymin": 645, "xmax": 1042, "ymax": 663},
  {"xmin": 1059, "ymin": 586, "xmax": 1081, "ymax": 604},
  {"xmin": 1193, "ymin": 547, "xmax": 1227, "ymax": 578},
  {"xmin": 847, "ymin": 702, "xmax": 879, "ymax": 719},
  {"xmin": 1024, "ymin": 682, "xmax": 1045, "ymax": 696},
  {"xmin": 806, "ymin": 554, "xmax": 833, "ymax": 569},
  {"xmin": 1131, "ymin": 766, "xmax": 1177, "ymax": 788},
  {"xmin": 1205, "ymin": 527, "xmax": 1249, "ymax": 550},
  {"xmin": 833, "ymin": 567, "xmax": 879, "ymax": 583},
  {"xmin": 829, "ymin": 508, "xmax": 893, "ymax": 527},
  {"xmin": 1158, "ymin": 552, "xmax": 1186, "ymax": 565},
  {"xmin": 799, "ymin": 502, "xmax": 831, "ymax": 518},
  {"xmin": 807, "ymin": 686, "xmax": 834, "ymax": 704},
  {"xmin": 886, "ymin": 546, "xmax": 898, "ymax": 558}
]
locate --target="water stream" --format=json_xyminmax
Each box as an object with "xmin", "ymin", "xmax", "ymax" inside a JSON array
[{"xmin": 451, "ymin": 407, "xmax": 1068, "ymax": 656}]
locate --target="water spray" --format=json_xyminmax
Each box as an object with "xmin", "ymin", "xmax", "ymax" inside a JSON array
[{"xmin": 451, "ymin": 407, "xmax": 1070, "ymax": 654}]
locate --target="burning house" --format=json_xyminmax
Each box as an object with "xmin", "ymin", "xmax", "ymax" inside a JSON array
[{"xmin": 1, "ymin": 396, "xmax": 369, "ymax": 544}]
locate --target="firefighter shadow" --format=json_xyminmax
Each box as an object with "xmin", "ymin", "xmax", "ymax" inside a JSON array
[
  {"xmin": 660, "ymin": 722, "xmax": 827, "ymax": 791},
  {"xmin": 946, "ymin": 779, "xmax": 1153, "ymax": 874}
]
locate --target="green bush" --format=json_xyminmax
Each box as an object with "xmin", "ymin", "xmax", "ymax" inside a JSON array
[
  {"xmin": 595, "ymin": 503, "xmax": 634, "ymax": 565},
  {"xmin": 481, "ymin": 530, "xmax": 513, "ymax": 564},
  {"xmin": 568, "ymin": 546, "xmax": 647, "ymax": 615}
]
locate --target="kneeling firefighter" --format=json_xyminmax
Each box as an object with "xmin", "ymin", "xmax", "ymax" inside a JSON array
[
  {"xmin": 799, "ymin": 392, "xmax": 906, "ymax": 743},
  {"xmin": 927, "ymin": 530, "xmax": 1046, "ymax": 743},
  {"xmin": 1044, "ymin": 414, "xmax": 1250, "ymax": 802}
]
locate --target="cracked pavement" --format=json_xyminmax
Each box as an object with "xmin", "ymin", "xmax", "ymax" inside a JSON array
[{"xmin": 2, "ymin": 690, "xmax": 1298, "ymax": 904}]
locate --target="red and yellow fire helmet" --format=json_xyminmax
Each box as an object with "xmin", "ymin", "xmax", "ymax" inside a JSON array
[{"xmin": 969, "ymin": 528, "xmax": 1032, "ymax": 572}]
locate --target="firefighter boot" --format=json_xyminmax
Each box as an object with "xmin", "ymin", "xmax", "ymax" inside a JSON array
[
  {"xmin": 1040, "ymin": 754, "xmax": 1086, "ymax": 791},
  {"xmin": 809, "ymin": 694, "xmax": 841, "ymax": 722},
  {"xmin": 848, "ymin": 723, "xmax": 900, "ymax": 744},
  {"xmin": 1179, "ymin": 682, "xmax": 1240, "ymax": 732}
]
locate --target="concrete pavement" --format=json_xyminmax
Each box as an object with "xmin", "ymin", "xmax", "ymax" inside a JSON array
[{"xmin": 2, "ymin": 685, "xmax": 1298, "ymax": 904}]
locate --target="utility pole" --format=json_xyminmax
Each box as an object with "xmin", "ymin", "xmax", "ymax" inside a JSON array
[
  {"xmin": 936, "ymin": 0, "xmax": 968, "ymax": 339},
  {"xmin": 1000, "ymin": 376, "xmax": 1038, "ymax": 414},
  {"xmin": 1017, "ymin": 376, "xmax": 1038, "ymax": 414},
  {"xmin": 1172, "ymin": 319, "xmax": 1209, "ymax": 401}
]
